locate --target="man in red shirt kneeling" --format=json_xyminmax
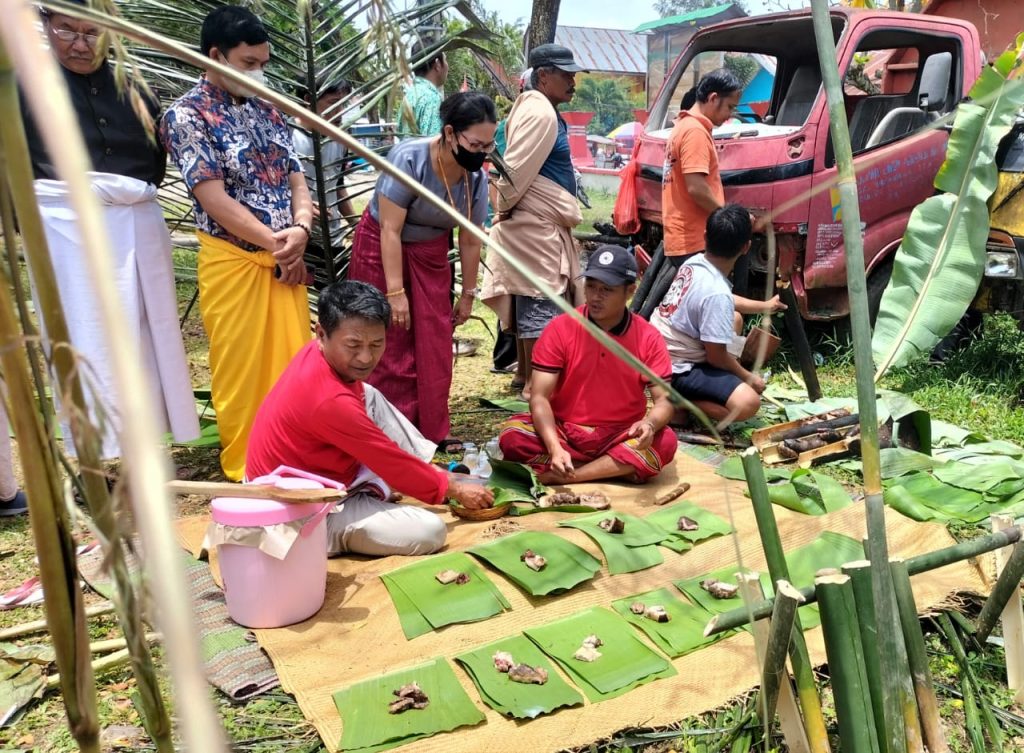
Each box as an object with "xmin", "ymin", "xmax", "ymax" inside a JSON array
[
  {"xmin": 499, "ymin": 246, "xmax": 678, "ymax": 485},
  {"xmin": 247, "ymin": 281, "xmax": 493, "ymax": 557}
]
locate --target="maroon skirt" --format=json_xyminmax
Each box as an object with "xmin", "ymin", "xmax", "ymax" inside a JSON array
[{"xmin": 348, "ymin": 209, "xmax": 453, "ymax": 442}]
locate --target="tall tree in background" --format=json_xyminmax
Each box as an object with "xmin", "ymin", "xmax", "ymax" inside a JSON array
[
  {"xmin": 527, "ymin": 0, "xmax": 560, "ymax": 53},
  {"xmin": 654, "ymin": 0, "xmax": 748, "ymax": 16}
]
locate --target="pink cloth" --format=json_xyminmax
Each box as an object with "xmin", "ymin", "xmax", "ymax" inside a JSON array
[{"xmin": 347, "ymin": 210, "xmax": 453, "ymax": 442}]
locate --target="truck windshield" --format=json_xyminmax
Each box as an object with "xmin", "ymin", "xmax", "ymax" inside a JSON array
[{"xmin": 660, "ymin": 51, "xmax": 777, "ymax": 128}]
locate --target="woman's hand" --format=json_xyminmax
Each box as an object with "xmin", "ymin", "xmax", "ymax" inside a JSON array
[
  {"xmin": 453, "ymin": 293, "xmax": 474, "ymax": 327},
  {"xmin": 390, "ymin": 291, "xmax": 411, "ymax": 330}
]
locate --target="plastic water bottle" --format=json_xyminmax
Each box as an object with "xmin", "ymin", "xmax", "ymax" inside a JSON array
[
  {"xmin": 461, "ymin": 443, "xmax": 479, "ymax": 475},
  {"xmin": 484, "ymin": 437, "xmax": 502, "ymax": 462},
  {"xmin": 476, "ymin": 453, "xmax": 492, "ymax": 480}
]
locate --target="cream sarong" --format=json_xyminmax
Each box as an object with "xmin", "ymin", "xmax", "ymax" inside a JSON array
[
  {"xmin": 32, "ymin": 173, "xmax": 200, "ymax": 458},
  {"xmin": 481, "ymin": 90, "xmax": 583, "ymax": 326}
]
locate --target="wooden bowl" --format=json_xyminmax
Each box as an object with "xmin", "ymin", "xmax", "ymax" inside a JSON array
[{"xmin": 448, "ymin": 502, "xmax": 512, "ymax": 521}]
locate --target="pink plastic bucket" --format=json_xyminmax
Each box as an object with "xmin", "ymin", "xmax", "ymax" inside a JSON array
[{"xmin": 212, "ymin": 467, "xmax": 341, "ymax": 628}]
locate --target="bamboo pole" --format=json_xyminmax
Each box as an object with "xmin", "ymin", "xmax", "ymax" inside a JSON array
[
  {"xmin": 849, "ymin": 559, "xmax": 923, "ymax": 752},
  {"xmin": 816, "ymin": 573, "xmax": 881, "ymax": 753},
  {"xmin": 938, "ymin": 612, "xmax": 1004, "ymax": 751},
  {"xmin": 0, "ymin": 603, "xmax": 115, "ymax": 641},
  {"xmin": 761, "ymin": 580, "xmax": 803, "ymax": 722},
  {"xmin": 89, "ymin": 632, "xmax": 161, "ymax": 656},
  {"xmin": 889, "ymin": 560, "xmax": 949, "ymax": 753},
  {"xmin": 736, "ymin": 573, "xmax": 812, "ymax": 753},
  {"xmin": 740, "ymin": 448, "xmax": 830, "ymax": 752},
  {"xmin": 989, "ymin": 514, "xmax": 1024, "ymax": 702},
  {"xmin": 842, "ymin": 561, "xmax": 887, "ymax": 748},
  {"xmin": 47, "ymin": 648, "xmax": 132, "ymax": 692},
  {"xmin": 706, "ymin": 524, "xmax": 1024, "ymax": 635},
  {"xmin": 0, "ymin": 4, "xmax": 226, "ymax": 751},
  {"xmin": 975, "ymin": 538, "xmax": 1024, "ymax": 643},
  {"xmin": 0, "ymin": 30, "xmax": 174, "ymax": 751},
  {"xmin": 167, "ymin": 480, "xmax": 344, "ymax": 503}
]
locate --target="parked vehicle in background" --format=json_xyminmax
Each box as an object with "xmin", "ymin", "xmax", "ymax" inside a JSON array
[{"xmin": 626, "ymin": 7, "xmax": 985, "ymax": 322}]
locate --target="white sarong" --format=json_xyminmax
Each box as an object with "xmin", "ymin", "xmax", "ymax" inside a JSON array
[{"xmin": 31, "ymin": 172, "xmax": 199, "ymax": 458}]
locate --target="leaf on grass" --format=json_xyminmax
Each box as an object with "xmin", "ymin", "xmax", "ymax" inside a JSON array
[
  {"xmin": 381, "ymin": 553, "xmax": 510, "ymax": 640},
  {"xmin": 524, "ymin": 607, "xmax": 675, "ymax": 702},
  {"xmin": 468, "ymin": 531, "xmax": 601, "ymax": 596},
  {"xmin": 0, "ymin": 658, "xmax": 44, "ymax": 727},
  {"xmin": 333, "ymin": 657, "xmax": 485, "ymax": 753},
  {"xmin": 932, "ymin": 459, "xmax": 1024, "ymax": 493},
  {"xmin": 611, "ymin": 587, "xmax": 727, "ymax": 657},
  {"xmin": 880, "ymin": 448, "xmax": 939, "ymax": 479},
  {"xmin": 454, "ymin": 635, "xmax": 583, "ymax": 719}
]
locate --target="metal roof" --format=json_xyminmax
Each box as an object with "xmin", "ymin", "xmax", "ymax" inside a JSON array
[
  {"xmin": 554, "ymin": 26, "xmax": 647, "ymax": 76},
  {"xmin": 633, "ymin": 3, "xmax": 742, "ymax": 34}
]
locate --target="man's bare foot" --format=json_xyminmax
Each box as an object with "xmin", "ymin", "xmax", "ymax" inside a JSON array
[{"xmin": 538, "ymin": 469, "xmax": 573, "ymax": 485}]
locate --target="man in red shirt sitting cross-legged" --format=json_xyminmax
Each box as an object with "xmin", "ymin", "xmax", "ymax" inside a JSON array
[
  {"xmin": 499, "ymin": 245, "xmax": 678, "ymax": 485},
  {"xmin": 246, "ymin": 281, "xmax": 493, "ymax": 557}
]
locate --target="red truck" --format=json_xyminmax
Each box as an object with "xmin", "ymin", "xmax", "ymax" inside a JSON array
[{"xmin": 627, "ymin": 6, "xmax": 984, "ymax": 321}]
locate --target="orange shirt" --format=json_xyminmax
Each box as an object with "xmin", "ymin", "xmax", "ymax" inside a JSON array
[{"xmin": 661, "ymin": 110, "xmax": 724, "ymax": 257}]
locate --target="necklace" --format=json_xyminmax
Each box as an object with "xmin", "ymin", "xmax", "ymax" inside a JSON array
[{"xmin": 435, "ymin": 139, "xmax": 471, "ymax": 220}]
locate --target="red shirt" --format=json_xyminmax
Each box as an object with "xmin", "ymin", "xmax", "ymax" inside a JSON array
[
  {"xmin": 531, "ymin": 307, "xmax": 673, "ymax": 427},
  {"xmin": 246, "ymin": 341, "xmax": 449, "ymax": 504}
]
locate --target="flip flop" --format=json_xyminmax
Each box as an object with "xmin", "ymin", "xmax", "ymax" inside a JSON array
[{"xmin": 436, "ymin": 438, "xmax": 465, "ymax": 454}]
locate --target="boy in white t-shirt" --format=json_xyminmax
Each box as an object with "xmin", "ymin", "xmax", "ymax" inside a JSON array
[{"xmin": 650, "ymin": 204, "xmax": 782, "ymax": 429}]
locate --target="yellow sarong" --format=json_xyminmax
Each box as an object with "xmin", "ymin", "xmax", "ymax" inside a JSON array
[{"xmin": 196, "ymin": 232, "xmax": 311, "ymax": 480}]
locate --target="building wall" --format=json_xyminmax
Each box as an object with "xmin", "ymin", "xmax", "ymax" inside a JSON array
[{"xmin": 925, "ymin": 0, "xmax": 1024, "ymax": 61}]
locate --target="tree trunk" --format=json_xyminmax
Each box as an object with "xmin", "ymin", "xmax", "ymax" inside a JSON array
[{"xmin": 527, "ymin": 0, "xmax": 561, "ymax": 54}]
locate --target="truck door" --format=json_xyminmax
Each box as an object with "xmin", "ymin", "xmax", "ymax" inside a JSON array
[{"xmin": 805, "ymin": 27, "xmax": 963, "ymax": 319}]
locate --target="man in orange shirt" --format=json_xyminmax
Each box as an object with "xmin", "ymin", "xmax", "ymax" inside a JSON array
[{"xmin": 637, "ymin": 69, "xmax": 743, "ymax": 318}]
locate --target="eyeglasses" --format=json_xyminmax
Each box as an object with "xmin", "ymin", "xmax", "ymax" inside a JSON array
[
  {"xmin": 51, "ymin": 28, "xmax": 101, "ymax": 46},
  {"xmin": 457, "ymin": 133, "xmax": 496, "ymax": 153}
]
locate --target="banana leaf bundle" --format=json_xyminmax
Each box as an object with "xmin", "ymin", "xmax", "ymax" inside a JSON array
[
  {"xmin": 467, "ymin": 531, "xmax": 602, "ymax": 596},
  {"xmin": 675, "ymin": 531, "xmax": 863, "ymax": 629},
  {"xmin": 454, "ymin": 635, "xmax": 583, "ymax": 719},
  {"xmin": 524, "ymin": 607, "xmax": 675, "ymax": 702},
  {"xmin": 611, "ymin": 586, "xmax": 730, "ymax": 658},
  {"xmin": 558, "ymin": 512, "xmax": 670, "ymax": 574},
  {"xmin": 332, "ymin": 657, "xmax": 485, "ymax": 752},
  {"xmin": 381, "ymin": 552, "xmax": 510, "ymax": 640},
  {"xmin": 643, "ymin": 501, "xmax": 733, "ymax": 553}
]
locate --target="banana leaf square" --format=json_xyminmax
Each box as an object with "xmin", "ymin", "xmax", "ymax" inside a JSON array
[
  {"xmin": 643, "ymin": 502, "xmax": 733, "ymax": 553},
  {"xmin": 558, "ymin": 513, "xmax": 668, "ymax": 574},
  {"xmin": 381, "ymin": 552, "xmax": 511, "ymax": 640},
  {"xmin": 611, "ymin": 587, "xmax": 728, "ymax": 657},
  {"xmin": 468, "ymin": 531, "xmax": 602, "ymax": 596},
  {"xmin": 525, "ymin": 606, "xmax": 676, "ymax": 702},
  {"xmin": 333, "ymin": 657, "xmax": 485, "ymax": 753},
  {"xmin": 455, "ymin": 635, "xmax": 584, "ymax": 719}
]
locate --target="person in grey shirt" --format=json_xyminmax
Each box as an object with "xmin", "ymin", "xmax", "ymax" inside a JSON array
[{"xmin": 347, "ymin": 91, "xmax": 497, "ymax": 452}]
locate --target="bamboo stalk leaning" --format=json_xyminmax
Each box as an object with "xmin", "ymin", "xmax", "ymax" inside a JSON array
[
  {"xmin": 889, "ymin": 560, "xmax": 949, "ymax": 753},
  {"xmin": 741, "ymin": 448, "xmax": 830, "ymax": 753},
  {"xmin": 810, "ymin": 3, "xmax": 913, "ymax": 750},
  {"xmin": 842, "ymin": 561, "xmax": 888, "ymax": 748},
  {"xmin": 816, "ymin": 573, "xmax": 881, "ymax": 753},
  {"xmin": 975, "ymin": 538, "xmax": 1024, "ymax": 643},
  {"xmin": 706, "ymin": 524, "xmax": 1024, "ymax": 635},
  {"xmin": 761, "ymin": 580, "xmax": 803, "ymax": 722},
  {"xmin": 990, "ymin": 514, "xmax": 1024, "ymax": 702},
  {"xmin": 735, "ymin": 573, "xmax": 812, "ymax": 753},
  {"xmin": 0, "ymin": 2, "xmax": 226, "ymax": 750}
]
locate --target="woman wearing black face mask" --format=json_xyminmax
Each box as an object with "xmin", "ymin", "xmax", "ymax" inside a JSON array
[{"xmin": 348, "ymin": 91, "xmax": 497, "ymax": 451}]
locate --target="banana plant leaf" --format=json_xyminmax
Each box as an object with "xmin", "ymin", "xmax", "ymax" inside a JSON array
[
  {"xmin": 873, "ymin": 48, "xmax": 1024, "ymax": 375},
  {"xmin": 333, "ymin": 657, "xmax": 485, "ymax": 753},
  {"xmin": 611, "ymin": 587, "xmax": 728, "ymax": 658},
  {"xmin": 524, "ymin": 607, "xmax": 676, "ymax": 702},
  {"xmin": 880, "ymin": 448, "xmax": 939, "ymax": 479},
  {"xmin": 932, "ymin": 459, "xmax": 1024, "ymax": 493},
  {"xmin": 558, "ymin": 513, "xmax": 669, "ymax": 574},
  {"xmin": 381, "ymin": 553, "xmax": 510, "ymax": 640},
  {"xmin": 477, "ymin": 397, "xmax": 529, "ymax": 413},
  {"xmin": 467, "ymin": 531, "xmax": 602, "ymax": 596},
  {"xmin": 454, "ymin": 635, "xmax": 584, "ymax": 719},
  {"xmin": 487, "ymin": 460, "xmax": 547, "ymax": 505},
  {"xmin": 883, "ymin": 469, "xmax": 1024, "ymax": 523},
  {"xmin": 0, "ymin": 658, "xmax": 45, "ymax": 727},
  {"xmin": 716, "ymin": 458, "xmax": 851, "ymax": 516},
  {"xmin": 935, "ymin": 441, "xmax": 1024, "ymax": 464},
  {"xmin": 642, "ymin": 502, "xmax": 732, "ymax": 553},
  {"xmin": 676, "ymin": 532, "xmax": 863, "ymax": 629}
]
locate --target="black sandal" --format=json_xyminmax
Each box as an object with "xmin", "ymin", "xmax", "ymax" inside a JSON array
[{"xmin": 436, "ymin": 438, "xmax": 466, "ymax": 454}]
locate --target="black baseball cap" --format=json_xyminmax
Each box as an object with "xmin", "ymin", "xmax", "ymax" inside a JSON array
[
  {"xmin": 528, "ymin": 44, "xmax": 588, "ymax": 73},
  {"xmin": 583, "ymin": 245, "xmax": 638, "ymax": 286}
]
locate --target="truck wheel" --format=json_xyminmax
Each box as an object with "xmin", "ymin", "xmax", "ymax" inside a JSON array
[{"xmin": 867, "ymin": 258, "xmax": 894, "ymax": 327}]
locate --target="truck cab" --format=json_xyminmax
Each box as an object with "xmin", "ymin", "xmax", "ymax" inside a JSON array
[{"xmin": 632, "ymin": 7, "xmax": 981, "ymax": 319}]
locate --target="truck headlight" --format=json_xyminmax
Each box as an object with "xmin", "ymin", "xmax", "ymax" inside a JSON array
[{"xmin": 985, "ymin": 249, "xmax": 1021, "ymax": 279}]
